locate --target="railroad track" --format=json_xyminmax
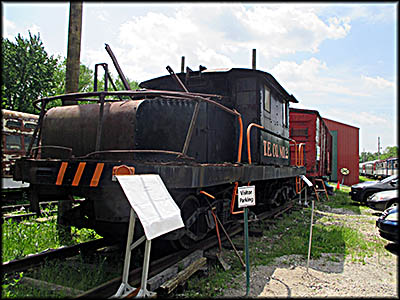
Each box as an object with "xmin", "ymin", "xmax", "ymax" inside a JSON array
[
  {"xmin": 2, "ymin": 201, "xmax": 58, "ymax": 213},
  {"xmin": 76, "ymin": 199, "xmax": 299, "ymax": 298},
  {"xmin": 2, "ymin": 201, "xmax": 59, "ymax": 223},
  {"xmin": 2, "ymin": 198, "xmax": 301, "ymax": 297},
  {"xmin": 2, "ymin": 238, "xmax": 112, "ymax": 274}
]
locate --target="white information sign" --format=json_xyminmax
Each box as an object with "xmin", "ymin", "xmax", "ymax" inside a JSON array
[
  {"xmin": 116, "ymin": 174, "xmax": 185, "ymax": 240},
  {"xmin": 238, "ymin": 185, "xmax": 256, "ymax": 208},
  {"xmin": 301, "ymin": 175, "xmax": 313, "ymax": 187}
]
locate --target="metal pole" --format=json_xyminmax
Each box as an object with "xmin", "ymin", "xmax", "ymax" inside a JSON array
[
  {"xmin": 305, "ymin": 187, "xmax": 308, "ymax": 206},
  {"xmin": 122, "ymin": 209, "xmax": 136, "ymax": 284},
  {"xmin": 181, "ymin": 56, "xmax": 185, "ymax": 73},
  {"xmin": 105, "ymin": 43, "xmax": 131, "ymax": 90},
  {"xmin": 95, "ymin": 93, "xmax": 105, "ymax": 151},
  {"xmin": 139, "ymin": 239, "xmax": 152, "ymax": 296},
  {"xmin": 252, "ymin": 49, "xmax": 256, "ymax": 70},
  {"xmin": 306, "ymin": 199, "xmax": 315, "ymax": 273},
  {"xmin": 244, "ymin": 207, "xmax": 250, "ymax": 296},
  {"xmin": 299, "ymin": 186, "xmax": 302, "ymax": 205}
]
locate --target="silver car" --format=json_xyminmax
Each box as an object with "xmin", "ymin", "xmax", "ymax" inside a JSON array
[{"xmin": 366, "ymin": 190, "xmax": 398, "ymax": 211}]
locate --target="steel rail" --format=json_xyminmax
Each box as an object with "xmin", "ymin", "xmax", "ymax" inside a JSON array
[
  {"xmin": 2, "ymin": 238, "xmax": 110, "ymax": 274},
  {"xmin": 2, "ymin": 210, "xmax": 57, "ymax": 223}
]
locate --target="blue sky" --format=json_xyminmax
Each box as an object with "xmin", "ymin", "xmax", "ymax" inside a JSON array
[{"xmin": 2, "ymin": 2, "xmax": 397, "ymax": 154}]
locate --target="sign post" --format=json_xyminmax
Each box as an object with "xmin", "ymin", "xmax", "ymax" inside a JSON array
[
  {"xmin": 300, "ymin": 175, "xmax": 315, "ymax": 274},
  {"xmin": 238, "ymin": 185, "xmax": 255, "ymax": 296},
  {"xmin": 340, "ymin": 167, "xmax": 350, "ymax": 185}
]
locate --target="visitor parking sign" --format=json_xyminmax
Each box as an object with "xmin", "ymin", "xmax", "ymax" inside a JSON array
[{"xmin": 238, "ymin": 185, "xmax": 256, "ymax": 208}]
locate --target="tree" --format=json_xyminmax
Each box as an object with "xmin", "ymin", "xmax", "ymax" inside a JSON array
[
  {"xmin": 381, "ymin": 146, "xmax": 398, "ymax": 160},
  {"xmin": 52, "ymin": 57, "xmax": 94, "ymax": 96},
  {"xmin": 2, "ymin": 31, "xmax": 140, "ymax": 113},
  {"xmin": 359, "ymin": 146, "xmax": 398, "ymax": 162},
  {"xmin": 2, "ymin": 32, "xmax": 59, "ymax": 113}
]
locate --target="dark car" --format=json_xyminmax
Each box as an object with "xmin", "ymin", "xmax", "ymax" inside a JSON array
[
  {"xmin": 366, "ymin": 190, "xmax": 398, "ymax": 211},
  {"xmin": 376, "ymin": 204, "xmax": 398, "ymax": 243},
  {"xmin": 349, "ymin": 175, "xmax": 398, "ymax": 203}
]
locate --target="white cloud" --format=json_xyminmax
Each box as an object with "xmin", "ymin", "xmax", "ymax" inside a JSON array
[
  {"xmin": 345, "ymin": 5, "xmax": 395, "ymax": 24},
  {"xmin": 362, "ymin": 75, "xmax": 394, "ymax": 89},
  {"xmin": 2, "ymin": 17, "xmax": 41, "ymax": 40},
  {"xmin": 270, "ymin": 58, "xmax": 370, "ymax": 99},
  {"xmin": 27, "ymin": 24, "xmax": 40, "ymax": 36},
  {"xmin": 2, "ymin": 16, "xmax": 16, "ymax": 39},
  {"xmin": 235, "ymin": 5, "xmax": 351, "ymax": 55},
  {"xmin": 85, "ymin": 4, "xmax": 353, "ymax": 81}
]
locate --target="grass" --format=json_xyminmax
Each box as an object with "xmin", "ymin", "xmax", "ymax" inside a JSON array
[
  {"xmin": 2, "ymin": 214, "xmax": 102, "ymax": 263},
  {"xmin": 324, "ymin": 188, "xmax": 361, "ymax": 214},
  {"xmin": 1, "ymin": 211, "xmax": 111, "ymax": 298},
  {"xmin": 2, "ymin": 254, "xmax": 122, "ymax": 298},
  {"xmin": 180, "ymin": 180, "xmax": 389, "ymax": 297},
  {"xmin": 1, "ymin": 177, "xmax": 387, "ymax": 298},
  {"xmin": 359, "ymin": 176, "xmax": 377, "ymax": 183}
]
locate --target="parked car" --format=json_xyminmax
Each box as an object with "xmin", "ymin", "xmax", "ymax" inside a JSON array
[
  {"xmin": 366, "ymin": 190, "xmax": 398, "ymax": 211},
  {"xmin": 376, "ymin": 204, "xmax": 398, "ymax": 243},
  {"xmin": 349, "ymin": 175, "xmax": 398, "ymax": 203}
]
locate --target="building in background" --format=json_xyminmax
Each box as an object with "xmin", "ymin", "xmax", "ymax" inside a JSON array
[{"xmin": 322, "ymin": 118, "xmax": 359, "ymax": 186}]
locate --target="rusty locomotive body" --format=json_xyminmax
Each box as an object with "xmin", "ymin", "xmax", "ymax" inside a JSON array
[
  {"xmin": 2, "ymin": 109, "xmax": 38, "ymax": 192},
  {"xmin": 13, "ymin": 68, "xmax": 305, "ymax": 248}
]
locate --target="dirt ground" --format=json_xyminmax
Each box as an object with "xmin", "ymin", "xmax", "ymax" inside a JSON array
[{"xmin": 223, "ymin": 205, "xmax": 398, "ymax": 298}]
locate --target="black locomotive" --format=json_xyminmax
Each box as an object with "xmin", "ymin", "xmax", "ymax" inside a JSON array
[{"xmin": 13, "ymin": 67, "xmax": 305, "ymax": 248}]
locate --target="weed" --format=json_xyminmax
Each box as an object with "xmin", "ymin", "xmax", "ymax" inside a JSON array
[{"xmin": 182, "ymin": 181, "xmax": 388, "ymax": 297}]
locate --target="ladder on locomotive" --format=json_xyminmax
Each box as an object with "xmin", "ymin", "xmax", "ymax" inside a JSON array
[
  {"xmin": 294, "ymin": 142, "xmax": 306, "ymax": 194},
  {"xmin": 292, "ymin": 142, "xmax": 329, "ymax": 201},
  {"xmin": 312, "ymin": 178, "xmax": 329, "ymax": 201}
]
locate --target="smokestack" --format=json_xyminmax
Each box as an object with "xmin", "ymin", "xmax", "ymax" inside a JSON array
[
  {"xmin": 252, "ymin": 49, "xmax": 256, "ymax": 70},
  {"xmin": 181, "ymin": 56, "xmax": 185, "ymax": 73}
]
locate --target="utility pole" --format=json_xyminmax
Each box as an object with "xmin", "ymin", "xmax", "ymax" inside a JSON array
[
  {"xmin": 63, "ymin": 1, "xmax": 83, "ymax": 105},
  {"xmin": 58, "ymin": 2, "xmax": 83, "ymax": 243},
  {"xmin": 378, "ymin": 137, "xmax": 381, "ymax": 160}
]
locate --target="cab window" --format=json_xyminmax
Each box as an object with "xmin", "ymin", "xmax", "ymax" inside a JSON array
[
  {"xmin": 6, "ymin": 120, "xmax": 22, "ymax": 129},
  {"xmin": 5, "ymin": 135, "xmax": 22, "ymax": 150},
  {"xmin": 263, "ymin": 85, "xmax": 271, "ymax": 112},
  {"xmin": 24, "ymin": 123, "xmax": 37, "ymax": 130},
  {"xmin": 282, "ymin": 102, "xmax": 288, "ymax": 127}
]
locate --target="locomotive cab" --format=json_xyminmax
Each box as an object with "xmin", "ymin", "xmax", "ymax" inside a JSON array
[{"xmin": 140, "ymin": 68, "xmax": 298, "ymax": 165}]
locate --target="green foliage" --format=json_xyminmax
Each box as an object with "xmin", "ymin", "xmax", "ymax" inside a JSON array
[
  {"xmin": 46, "ymin": 57, "xmax": 96, "ymax": 109},
  {"xmin": 2, "ymin": 217, "xmax": 60, "ymax": 262},
  {"xmin": 360, "ymin": 146, "xmax": 398, "ymax": 162},
  {"xmin": 2, "ymin": 32, "xmax": 59, "ymax": 113},
  {"xmin": 2, "ymin": 32, "xmax": 140, "ymax": 113},
  {"xmin": 2, "ymin": 212, "xmax": 101, "ymax": 263},
  {"xmin": 51, "ymin": 57, "xmax": 94, "ymax": 95}
]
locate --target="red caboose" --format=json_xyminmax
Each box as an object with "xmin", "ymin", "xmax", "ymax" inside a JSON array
[{"xmin": 289, "ymin": 108, "xmax": 332, "ymax": 179}]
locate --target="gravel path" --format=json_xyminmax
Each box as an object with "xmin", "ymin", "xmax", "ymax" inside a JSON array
[{"xmin": 223, "ymin": 205, "xmax": 398, "ymax": 298}]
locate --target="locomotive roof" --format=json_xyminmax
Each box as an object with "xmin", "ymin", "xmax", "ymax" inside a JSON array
[
  {"xmin": 140, "ymin": 68, "xmax": 298, "ymax": 103},
  {"xmin": 289, "ymin": 107, "xmax": 323, "ymax": 119},
  {"xmin": 2, "ymin": 109, "xmax": 39, "ymax": 119}
]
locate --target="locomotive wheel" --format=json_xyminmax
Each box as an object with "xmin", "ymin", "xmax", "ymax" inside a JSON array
[
  {"xmin": 270, "ymin": 187, "xmax": 288, "ymax": 208},
  {"xmin": 177, "ymin": 195, "xmax": 201, "ymax": 249}
]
